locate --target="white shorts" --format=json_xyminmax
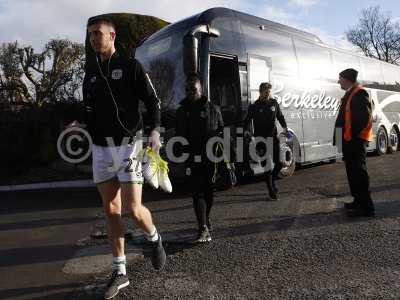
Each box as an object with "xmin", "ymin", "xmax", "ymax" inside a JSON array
[{"xmin": 92, "ymin": 141, "xmax": 144, "ymax": 184}]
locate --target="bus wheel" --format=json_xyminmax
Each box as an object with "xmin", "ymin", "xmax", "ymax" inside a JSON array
[
  {"xmin": 279, "ymin": 138, "xmax": 296, "ymax": 178},
  {"xmin": 388, "ymin": 127, "xmax": 399, "ymax": 153},
  {"xmin": 376, "ymin": 126, "xmax": 388, "ymax": 156}
]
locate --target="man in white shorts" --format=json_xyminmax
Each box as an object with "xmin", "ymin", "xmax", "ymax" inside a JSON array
[{"xmin": 73, "ymin": 16, "xmax": 166, "ymax": 299}]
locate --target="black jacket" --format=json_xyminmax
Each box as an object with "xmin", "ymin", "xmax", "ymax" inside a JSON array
[
  {"xmin": 335, "ymin": 86, "xmax": 372, "ymax": 141},
  {"xmin": 175, "ymin": 96, "xmax": 223, "ymax": 158},
  {"xmin": 244, "ymin": 97, "xmax": 287, "ymax": 137},
  {"xmin": 82, "ymin": 52, "xmax": 161, "ymax": 146}
]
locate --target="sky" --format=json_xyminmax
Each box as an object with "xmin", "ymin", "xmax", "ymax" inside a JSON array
[{"xmin": 0, "ymin": 0, "xmax": 399, "ymax": 52}]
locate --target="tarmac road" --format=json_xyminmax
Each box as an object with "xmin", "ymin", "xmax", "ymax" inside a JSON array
[{"xmin": 1, "ymin": 152, "xmax": 400, "ymax": 299}]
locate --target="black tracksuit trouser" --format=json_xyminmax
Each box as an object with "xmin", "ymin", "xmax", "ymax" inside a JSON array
[
  {"xmin": 190, "ymin": 161, "xmax": 214, "ymax": 228},
  {"xmin": 342, "ymin": 139, "xmax": 374, "ymax": 210},
  {"xmin": 256, "ymin": 135, "xmax": 282, "ymax": 194}
]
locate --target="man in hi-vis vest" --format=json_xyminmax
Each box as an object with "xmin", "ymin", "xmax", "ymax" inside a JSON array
[{"xmin": 335, "ymin": 68, "xmax": 375, "ymax": 217}]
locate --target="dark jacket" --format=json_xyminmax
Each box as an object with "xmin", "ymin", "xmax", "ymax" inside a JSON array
[
  {"xmin": 335, "ymin": 85, "xmax": 372, "ymax": 141},
  {"xmin": 82, "ymin": 52, "xmax": 161, "ymax": 146},
  {"xmin": 175, "ymin": 96, "xmax": 224, "ymax": 159},
  {"xmin": 244, "ymin": 97, "xmax": 287, "ymax": 137}
]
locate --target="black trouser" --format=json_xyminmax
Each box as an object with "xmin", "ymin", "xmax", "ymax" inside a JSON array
[
  {"xmin": 256, "ymin": 135, "xmax": 282, "ymax": 193},
  {"xmin": 342, "ymin": 139, "xmax": 374, "ymax": 210},
  {"xmin": 190, "ymin": 160, "xmax": 214, "ymax": 228}
]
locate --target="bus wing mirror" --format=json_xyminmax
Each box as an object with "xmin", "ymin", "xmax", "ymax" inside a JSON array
[
  {"xmin": 183, "ymin": 35, "xmax": 199, "ymax": 76},
  {"xmin": 183, "ymin": 25, "xmax": 220, "ymax": 76}
]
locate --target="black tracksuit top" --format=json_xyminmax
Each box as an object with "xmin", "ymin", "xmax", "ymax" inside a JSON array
[
  {"xmin": 244, "ymin": 97, "xmax": 287, "ymax": 137},
  {"xmin": 82, "ymin": 52, "xmax": 161, "ymax": 146},
  {"xmin": 175, "ymin": 96, "xmax": 224, "ymax": 157}
]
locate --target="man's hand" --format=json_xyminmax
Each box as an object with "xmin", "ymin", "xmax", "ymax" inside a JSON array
[
  {"xmin": 244, "ymin": 131, "xmax": 252, "ymax": 139},
  {"xmin": 149, "ymin": 130, "xmax": 161, "ymax": 153}
]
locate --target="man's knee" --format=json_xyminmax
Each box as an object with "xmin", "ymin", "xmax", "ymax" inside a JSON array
[
  {"xmin": 128, "ymin": 205, "xmax": 144, "ymax": 222},
  {"xmin": 104, "ymin": 200, "xmax": 121, "ymax": 216}
]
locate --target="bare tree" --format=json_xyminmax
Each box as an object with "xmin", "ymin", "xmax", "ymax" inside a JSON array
[{"xmin": 346, "ymin": 6, "xmax": 400, "ymax": 64}]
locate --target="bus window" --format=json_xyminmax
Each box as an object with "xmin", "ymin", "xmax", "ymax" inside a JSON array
[
  {"xmin": 360, "ymin": 58, "xmax": 384, "ymax": 87},
  {"xmin": 248, "ymin": 55, "xmax": 271, "ymax": 102},
  {"xmin": 241, "ymin": 23, "xmax": 298, "ymax": 77},
  {"xmin": 210, "ymin": 16, "xmax": 244, "ymax": 58},
  {"xmin": 331, "ymin": 50, "xmax": 362, "ymax": 80},
  {"xmin": 239, "ymin": 66, "xmax": 248, "ymax": 97},
  {"xmin": 382, "ymin": 63, "xmax": 399, "ymax": 84},
  {"xmin": 294, "ymin": 39, "xmax": 334, "ymax": 81}
]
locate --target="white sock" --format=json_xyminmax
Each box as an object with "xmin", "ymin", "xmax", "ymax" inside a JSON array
[
  {"xmin": 112, "ymin": 255, "xmax": 126, "ymax": 275},
  {"xmin": 144, "ymin": 226, "xmax": 159, "ymax": 242}
]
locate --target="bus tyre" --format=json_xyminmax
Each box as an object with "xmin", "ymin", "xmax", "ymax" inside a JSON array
[
  {"xmin": 388, "ymin": 127, "xmax": 399, "ymax": 153},
  {"xmin": 376, "ymin": 126, "xmax": 388, "ymax": 156},
  {"xmin": 278, "ymin": 137, "xmax": 297, "ymax": 178}
]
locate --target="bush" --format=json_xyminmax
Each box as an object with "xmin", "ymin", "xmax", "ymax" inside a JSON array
[{"xmin": 0, "ymin": 102, "xmax": 85, "ymax": 178}]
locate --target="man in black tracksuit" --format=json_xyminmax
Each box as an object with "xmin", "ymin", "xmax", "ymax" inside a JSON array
[
  {"xmin": 335, "ymin": 68, "xmax": 375, "ymax": 217},
  {"xmin": 244, "ymin": 82, "xmax": 287, "ymax": 200},
  {"xmin": 175, "ymin": 74, "xmax": 224, "ymax": 242}
]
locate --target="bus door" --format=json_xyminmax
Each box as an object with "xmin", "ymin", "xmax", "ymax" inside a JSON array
[
  {"xmin": 209, "ymin": 53, "xmax": 241, "ymax": 165},
  {"xmin": 209, "ymin": 53, "xmax": 241, "ymax": 127}
]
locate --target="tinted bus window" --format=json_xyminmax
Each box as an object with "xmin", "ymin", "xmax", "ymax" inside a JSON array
[
  {"xmin": 210, "ymin": 16, "xmax": 244, "ymax": 58},
  {"xmin": 294, "ymin": 39, "xmax": 333, "ymax": 81},
  {"xmin": 135, "ymin": 30, "xmax": 185, "ymax": 113},
  {"xmin": 360, "ymin": 58, "xmax": 384, "ymax": 86},
  {"xmin": 241, "ymin": 23, "xmax": 298, "ymax": 77},
  {"xmin": 331, "ymin": 50, "xmax": 362, "ymax": 81}
]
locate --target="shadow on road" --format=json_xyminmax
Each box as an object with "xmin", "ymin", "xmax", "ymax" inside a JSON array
[{"xmin": 0, "ymin": 282, "xmax": 85, "ymax": 300}]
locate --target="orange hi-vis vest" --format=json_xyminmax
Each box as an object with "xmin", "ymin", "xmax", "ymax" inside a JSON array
[{"xmin": 344, "ymin": 85, "xmax": 373, "ymax": 142}]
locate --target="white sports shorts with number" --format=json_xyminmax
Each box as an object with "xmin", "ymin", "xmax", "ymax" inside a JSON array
[{"xmin": 92, "ymin": 140, "xmax": 144, "ymax": 184}]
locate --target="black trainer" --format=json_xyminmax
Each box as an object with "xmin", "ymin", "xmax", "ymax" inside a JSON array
[
  {"xmin": 104, "ymin": 271, "xmax": 129, "ymax": 299},
  {"xmin": 151, "ymin": 234, "xmax": 166, "ymax": 270},
  {"xmin": 269, "ymin": 191, "xmax": 278, "ymax": 201},
  {"xmin": 195, "ymin": 226, "xmax": 212, "ymax": 243},
  {"xmin": 344, "ymin": 201, "xmax": 359, "ymax": 210},
  {"xmin": 346, "ymin": 208, "xmax": 375, "ymax": 218}
]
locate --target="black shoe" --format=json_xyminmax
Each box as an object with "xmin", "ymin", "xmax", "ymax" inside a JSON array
[
  {"xmin": 195, "ymin": 226, "xmax": 212, "ymax": 243},
  {"xmin": 104, "ymin": 271, "xmax": 129, "ymax": 299},
  {"xmin": 344, "ymin": 201, "xmax": 359, "ymax": 210},
  {"xmin": 206, "ymin": 217, "xmax": 213, "ymax": 232},
  {"xmin": 151, "ymin": 234, "xmax": 166, "ymax": 270},
  {"xmin": 269, "ymin": 191, "xmax": 278, "ymax": 201},
  {"xmin": 346, "ymin": 208, "xmax": 375, "ymax": 218}
]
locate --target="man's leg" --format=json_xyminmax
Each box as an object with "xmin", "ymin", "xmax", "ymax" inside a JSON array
[
  {"xmin": 98, "ymin": 180, "xmax": 125, "ymax": 258},
  {"xmin": 204, "ymin": 182, "xmax": 214, "ymax": 231},
  {"xmin": 120, "ymin": 183, "xmax": 166, "ymax": 269},
  {"xmin": 350, "ymin": 140, "xmax": 374, "ymax": 211},
  {"xmin": 191, "ymin": 169, "xmax": 211, "ymax": 242},
  {"xmin": 344, "ymin": 140, "xmax": 374, "ymax": 217},
  {"xmin": 342, "ymin": 141, "xmax": 358, "ymax": 205},
  {"xmin": 97, "ymin": 180, "xmax": 130, "ymax": 299}
]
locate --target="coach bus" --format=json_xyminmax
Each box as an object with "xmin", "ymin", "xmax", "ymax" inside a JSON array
[{"xmin": 133, "ymin": 7, "xmax": 400, "ymax": 178}]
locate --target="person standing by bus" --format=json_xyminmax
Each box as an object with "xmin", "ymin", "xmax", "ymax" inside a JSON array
[
  {"xmin": 175, "ymin": 74, "xmax": 224, "ymax": 242},
  {"xmin": 244, "ymin": 82, "xmax": 288, "ymax": 200},
  {"xmin": 335, "ymin": 68, "xmax": 375, "ymax": 217},
  {"xmin": 73, "ymin": 17, "xmax": 167, "ymax": 299}
]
